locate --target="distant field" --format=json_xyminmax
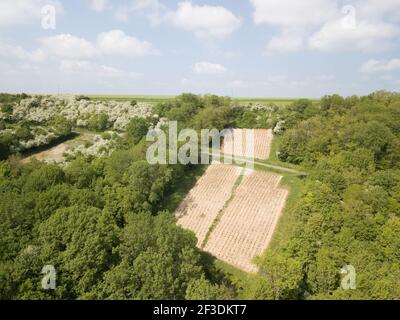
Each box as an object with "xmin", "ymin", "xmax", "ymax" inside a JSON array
[
  {"xmin": 88, "ymin": 95, "xmax": 174, "ymax": 103},
  {"xmin": 233, "ymin": 97, "xmax": 301, "ymax": 106},
  {"xmin": 88, "ymin": 95, "xmax": 318, "ymax": 106},
  {"xmin": 234, "ymin": 97, "xmax": 320, "ymax": 107}
]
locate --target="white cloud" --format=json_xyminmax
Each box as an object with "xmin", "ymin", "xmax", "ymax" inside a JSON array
[
  {"xmin": 266, "ymin": 31, "xmax": 304, "ymax": 53},
  {"xmin": 309, "ymin": 19, "xmax": 399, "ymax": 52},
  {"xmin": 60, "ymin": 59, "xmax": 142, "ymax": 78},
  {"xmin": 361, "ymin": 58, "xmax": 400, "ymax": 73},
  {"xmin": 96, "ymin": 30, "xmax": 159, "ymax": 56},
  {"xmin": 39, "ymin": 30, "xmax": 158, "ymax": 59},
  {"xmin": 193, "ymin": 62, "xmax": 227, "ymax": 74},
  {"xmin": 114, "ymin": 0, "xmax": 168, "ymax": 25},
  {"xmin": 250, "ymin": 0, "xmax": 337, "ymax": 27},
  {"xmin": 356, "ymin": 0, "xmax": 400, "ymax": 22},
  {"xmin": 252, "ymin": 0, "xmax": 400, "ymax": 53},
  {"xmin": 87, "ymin": 0, "xmax": 111, "ymax": 13},
  {"xmin": 0, "ymin": 0, "xmax": 63, "ymax": 26},
  {"xmin": 112, "ymin": 1, "xmax": 241, "ymax": 39},
  {"xmin": 40, "ymin": 34, "xmax": 96, "ymax": 59},
  {"xmin": 0, "ymin": 41, "xmax": 46, "ymax": 62},
  {"xmin": 168, "ymin": 2, "xmax": 241, "ymax": 38}
]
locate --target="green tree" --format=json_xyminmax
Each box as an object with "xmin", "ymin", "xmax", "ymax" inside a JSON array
[
  {"xmin": 253, "ymin": 252, "xmax": 303, "ymax": 300},
  {"xmin": 1, "ymin": 104, "xmax": 13, "ymax": 114},
  {"xmin": 49, "ymin": 116, "xmax": 72, "ymax": 136},
  {"xmin": 186, "ymin": 277, "xmax": 230, "ymax": 300},
  {"xmin": 99, "ymin": 212, "xmax": 204, "ymax": 300},
  {"xmin": 37, "ymin": 206, "xmax": 120, "ymax": 298},
  {"xmin": 88, "ymin": 113, "xmax": 109, "ymax": 131},
  {"xmin": 193, "ymin": 107, "xmax": 231, "ymax": 131},
  {"xmin": 126, "ymin": 118, "xmax": 150, "ymax": 145}
]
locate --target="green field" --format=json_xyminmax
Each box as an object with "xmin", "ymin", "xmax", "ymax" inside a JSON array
[
  {"xmin": 88, "ymin": 95, "xmax": 318, "ymax": 106},
  {"xmin": 233, "ymin": 97, "xmax": 318, "ymax": 106},
  {"xmin": 88, "ymin": 95, "xmax": 175, "ymax": 103}
]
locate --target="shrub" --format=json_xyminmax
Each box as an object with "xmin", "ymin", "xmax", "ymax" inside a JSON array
[
  {"xmin": 76, "ymin": 95, "xmax": 91, "ymax": 101},
  {"xmin": 15, "ymin": 127, "xmax": 32, "ymax": 140},
  {"xmin": 49, "ymin": 116, "xmax": 72, "ymax": 136},
  {"xmin": 126, "ymin": 118, "xmax": 149, "ymax": 145},
  {"xmin": 101, "ymin": 132, "xmax": 112, "ymax": 140},
  {"xmin": 88, "ymin": 113, "xmax": 109, "ymax": 132},
  {"xmin": 1, "ymin": 104, "xmax": 13, "ymax": 114}
]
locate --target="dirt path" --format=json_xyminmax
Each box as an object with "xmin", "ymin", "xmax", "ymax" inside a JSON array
[
  {"xmin": 204, "ymin": 151, "xmax": 307, "ymax": 175},
  {"xmin": 21, "ymin": 143, "xmax": 69, "ymax": 163},
  {"xmin": 21, "ymin": 132, "xmax": 96, "ymax": 164}
]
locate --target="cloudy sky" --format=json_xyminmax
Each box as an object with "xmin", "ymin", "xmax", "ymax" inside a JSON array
[{"xmin": 0, "ymin": 0, "xmax": 399, "ymax": 98}]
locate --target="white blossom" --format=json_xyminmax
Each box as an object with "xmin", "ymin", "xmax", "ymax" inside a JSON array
[{"xmin": 11, "ymin": 95, "xmax": 153, "ymax": 130}]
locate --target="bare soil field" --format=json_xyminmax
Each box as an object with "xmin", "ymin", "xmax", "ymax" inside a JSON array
[
  {"xmin": 176, "ymin": 164, "xmax": 240, "ymax": 247},
  {"xmin": 176, "ymin": 163, "xmax": 289, "ymax": 273},
  {"xmin": 21, "ymin": 143, "xmax": 69, "ymax": 163},
  {"xmin": 204, "ymin": 170, "xmax": 288, "ymax": 272},
  {"xmin": 222, "ymin": 129, "xmax": 273, "ymax": 160},
  {"xmin": 21, "ymin": 132, "xmax": 96, "ymax": 163}
]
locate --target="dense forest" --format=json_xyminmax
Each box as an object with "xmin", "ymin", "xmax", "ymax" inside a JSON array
[
  {"xmin": 0, "ymin": 91, "xmax": 399, "ymax": 299},
  {"xmin": 0, "ymin": 94, "xmax": 236, "ymax": 299},
  {"xmin": 251, "ymin": 91, "xmax": 400, "ymax": 299}
]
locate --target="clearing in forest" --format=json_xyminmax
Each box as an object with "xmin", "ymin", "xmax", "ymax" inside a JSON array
[
  {"xmin": 203, "ymin": 170, "xmax": 288, "ymax": 272},
  {"xmin": 222, "ymin": 128, "xmax": 273, "ymax": 160},
  {"xmin": 176, "ymin": 164, "xmax": 288, "ymax": 273},
  {"xmin": 21, "ymin": 132, "xmax": 96, "ymax": 163},
  {"xmin": 175, "ymin": 164, "xmax": 241, "ymax": 247}
]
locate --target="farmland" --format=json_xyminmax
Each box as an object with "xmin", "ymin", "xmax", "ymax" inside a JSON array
[
  {"xmin": 88, "ymin": 95, "xmax": 175, "ymax": 104},
  {"xmin": 1, "ymin": 91, "xmax": 400, "ymax": 300},
  {"xmin": 222, "ymin": 128, "xmax": 274, "ymax": 160},
  {"xmin": 88, "ymin": 94, "xmax": 314, "ymax": 108},
  {"xmin": 176, "ymin": 164, "xmax": 241, "ymax": 247},
  {"xmin": 177, "ymin": 163, "xmax": 289, "ymax": 273},
  {"xmin": 2, "ymin": 0, "xmax": 400, "ymax": 305},
  {"xmin": 204, "ymin": 170, "xmax": 288, "ymax": 272},
  {"xmin": 176, "ymin": 127, "xmax": 287, "ymax": 272},
  {"xmin": 233, "ymin": 97, "xmax": 319, "ymax": 107}
]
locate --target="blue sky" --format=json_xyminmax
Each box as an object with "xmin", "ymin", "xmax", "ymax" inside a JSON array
[{"xmin": 0, "ymin": 0, "xmax": 399, "ymax": 98}]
